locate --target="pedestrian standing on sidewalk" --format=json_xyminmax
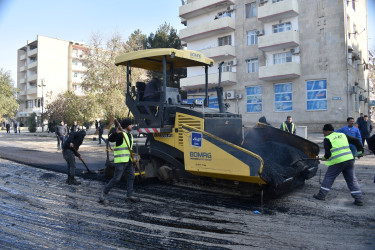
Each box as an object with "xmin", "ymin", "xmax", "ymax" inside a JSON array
[
  {"xmin": 358, "ymin": 115, "xmax": 372, "ymax": 146},
  {"xmin": 99, "ymin": 119, "xmax": 140, "ymax": 203},
  {"xmin": 6, "ymin": 123, "xmax": 10, "ymax": 133},
  {"xmin": 70, "ymin": 121, "xmax": 79, "ymax": 133},
  {"xmin": 98, "ymin": 121, "xmax": 104, "ymax": 144},
  {"xmin": 62, "ymin": 130, "xmax": 86, "ymax": 185},
  {"xmin": 313, "ymin": 124, "xmax": 364, "ymax": 206},
  {"xmin": 14, "ymin": 122, "xmax": 18, "ymax": 134},
  {"xmin": 55, "ymin": 121, "xmax": 67, "ymax": 150}
]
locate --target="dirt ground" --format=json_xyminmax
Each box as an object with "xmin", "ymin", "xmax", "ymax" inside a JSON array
[{"xmin": 1, "ymin": 152, "xmax": 374, "ymax": 249}]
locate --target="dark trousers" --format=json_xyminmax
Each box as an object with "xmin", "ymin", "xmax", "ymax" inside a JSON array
[
  {"xmin": 98, "ymin": 132, "xmax": 104, "ymax": 144},
  {"xmin": 62, "ymin": 149, "xmax": 76, "ymax": 177},
  {"xmin": 362, "ymin": 137, "xmax": 370, "ymax": 147},
  {"xmin": 57, "ymin": 135, "xmax": 65, "ymax": 149},
  {"xmin": 319, "ymin": 159, "xmax": 362, "ymax": 199},
  {"xmin": 103, "ymin": 162, "xmax": 135, "ymax": 197}
]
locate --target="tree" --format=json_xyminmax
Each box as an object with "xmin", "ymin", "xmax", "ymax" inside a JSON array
[
  {"xmin": 0, "ymin": 69, "xmax": 19, "ymax": 121},
  {"xmin": 82, "ymin": 32, "xmax": 147, "ymax": 125},
  {"xmin": 144, "ymin": 23, "xmax": 186, "ymax": 88},
  {"xmin": 27, "ymin": 112, "xmax": 37, "ymax": 133},
  {"xmin": 45, "ymin": 91, "xmax": 97, "ymax": 126}
]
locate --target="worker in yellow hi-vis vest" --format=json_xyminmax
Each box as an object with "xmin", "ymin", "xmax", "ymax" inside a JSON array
[
  {"xmin": 99, "ymin": 118, "xmax": 140, "ymax": 203},
  {"xmin": 313, "ymin": 124, "xmax": 364, "ymax": 206},
  {"xmin": 280, "ymin": 115, "xmax": 296, "ymax": 134}
]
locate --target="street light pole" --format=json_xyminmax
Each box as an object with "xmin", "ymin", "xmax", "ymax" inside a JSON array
[{"xmin": 38, "ymin": 79, "xmax": 46, "ymax": 132}]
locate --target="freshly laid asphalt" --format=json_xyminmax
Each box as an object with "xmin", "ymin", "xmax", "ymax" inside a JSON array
[{"xmin": 0, "ymin": 129, "xmax": 146, "ymax": 179}]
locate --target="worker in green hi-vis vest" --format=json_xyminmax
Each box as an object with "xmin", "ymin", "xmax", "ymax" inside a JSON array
[{"xmin": 313, "ymin": 124, "xmax": 364, "ymax": 206}]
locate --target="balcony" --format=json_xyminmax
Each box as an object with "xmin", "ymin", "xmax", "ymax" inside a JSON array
[
  {"xmin": 20, "ymin": 66, "xmax": 27, "ymax": 72},
  {"xmin": 179, "ymin": 0, "xmax": 234, "ymax": 19},
  {"xmin": 27, "ymin": 86, "xmax": 37, "ymax": 95},
  {"xmin": 18, "ymin": 90, "xmax": 26, "ymax": 96},
  {"xmin": 28, "ymin": 48, "xmax": 38, "ymax": 57},
  {"xmin": 180, "ymin": 16, "xmax": 235, "ymax": 43},
  {"xmin": 258, "ymin": 30, "xmax": 299, "ymax": 51},
  {"xmin": 259, "ymin": 62, "xmax": 300, "ymax": 81},
  {"xmin": 28, "ymin": 74, "xmax": 37, "ymax": 82},
  {"xmin": 19, "ymin": 78, "xmax": 26, "ymax": 84},
  {"xmin": 258, "ymin": 0, "xmax": 299, "ymax": 23},
  {"xmin": 200, "ymin": 45, "xmax": 235, "ymax": 61},
  {"xmin": 20, "ymin": 54, "xmax": 26, "ymax": 60},
  {"xmin": 27, "ymin": 61, "xmax": 38, "ymax": 69},
  {"xmin": 180, "ymin": 71, "xmax": 236, "ymax": 90}
]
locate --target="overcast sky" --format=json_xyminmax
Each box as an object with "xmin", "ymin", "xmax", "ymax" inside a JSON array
[{"xmin": 0, "ymin": 0, "xmax": 374, "ymax": 84}]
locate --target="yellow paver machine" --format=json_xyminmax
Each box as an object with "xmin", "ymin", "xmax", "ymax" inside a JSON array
[{"xmin": 114, "ymin": 48, "xmax": 320, "ymax": 196}]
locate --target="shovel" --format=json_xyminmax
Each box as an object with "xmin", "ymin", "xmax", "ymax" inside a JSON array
[{"xmin": 71, "ymin": 147, "xmax": 92, "ymax": 174}]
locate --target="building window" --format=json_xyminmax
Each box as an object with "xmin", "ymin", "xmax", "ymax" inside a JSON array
[
  {"xmin": 273, "ymin": 52, "xmax": 292, "ymax": 64},
  {"xmin": 74, "ymin": 72, "xmax": 78, "ymax": 78},
  {"xmin": 272, "ymin": 22, "xmax": 291, "ymax": 33},
  {"xmin": 218, "ymin": 35, "xmax": 231, "ymax": 46},
  {"xmin": 221, "ymin": 62, "xmax": 233, "ymax": 72},
  {"xmin": 245, "ymin": 2, "xmax": 257, "ymax": 18},
  {"xmin": 73, "ymin": 60, "xmax": 78, "ymax": 65},
  {"xmin": 247, "ymin": 30, "xmax": 258, "ymax": 45},
  {"xmin": 306, "ymin": 80, "xmax": 327, "ymax": 111},
  {"xmin": 216, "ymin": 10, "xmax": 232, "ymax": 19},
  {"xmin": 246, "ymin": 86, "xmax": 262, "ymax": 113},
  {"xmin": 272, "ymin": 0, "xmax": 284, "ymax": 2},
  {"xmin": 26, "ymin": 100, "xmax": 33, "ymax": 108},
  {"xmin": 274, "ymin": 83, "xmax": 292, "ymax": 112},
  {"xmin": 246, "ymin": 58, "xmax": 258, "ymax": 73}
]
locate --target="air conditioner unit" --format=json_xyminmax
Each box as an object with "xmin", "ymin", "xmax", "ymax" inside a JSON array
[
  {"xmin": 227, "ymin": 5, "xmax": 234, "ymax": 11},
  {"xmin": 256, "ymin": 30, "xmax": 264, "ymax": 36},
  {"xmin": 236, "ymin": 94, "xmax": 243, "ymax": 99},
  {"xmin": 259, "ymin": 0, "xmax": 268, "ymax": 4},
  {"xmin": 352, "ymin": 51, "xmax": 361, "ymax": 61},
  {"xmin": 359, "ymin": 95, "xmax": 365, "ymax": 101},
  {"xmin": 290, "ymin": 47, "xmax": 300, "ymax": 55},
  {"xmin": 226, "ymin": 90, "xmax": 236, "ymax": 100},
  {"xmin": 350, "ymin": 86, "xmax": 358, "ymax": 94}
]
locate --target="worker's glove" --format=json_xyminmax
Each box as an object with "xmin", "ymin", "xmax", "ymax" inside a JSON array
[{"xmin": 356, "ymin": 151, "xmax": 363, "ymax": 158}]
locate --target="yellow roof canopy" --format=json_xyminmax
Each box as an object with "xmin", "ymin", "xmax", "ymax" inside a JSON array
[{"xmin": 115, "ymin": 48, "xmax": 214, "ymax": 71}]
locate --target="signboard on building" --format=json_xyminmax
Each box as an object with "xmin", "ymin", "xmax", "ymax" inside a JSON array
[{"xmin": 370, "ymin": 100, "xmax": 375, "ymax": 106}]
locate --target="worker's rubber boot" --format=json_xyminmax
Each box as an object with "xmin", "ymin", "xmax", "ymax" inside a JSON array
[
  {"xmin": 354, "ymin": 198, "xmax": 364, "ymax": 206},
  {"xmin": 99, "ymin": 190, "xmax": 108, "ymax": 203},
  {"xmin": 313, "ymin": 192, "xmax": 326, "ymax": 201},
  {"xmin": 67, "ymin": 176, "xmax": 81, "ymax": 185},
  {"xmin": 126, "ymin": 179, "xmax": 140, "ymax": 202},
  {"xmin": 65, "ymin": 174, "xmax": 71, "ymax": 184}
]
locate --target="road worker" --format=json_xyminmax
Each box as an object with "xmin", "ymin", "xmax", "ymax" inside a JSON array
[
  {"xmin": 99, "ymin": 118, "xmax": 139, "ymax": 203},
  {"xmin": 313, "ymin": 124, "xmax": 364, "ymax": 206}
]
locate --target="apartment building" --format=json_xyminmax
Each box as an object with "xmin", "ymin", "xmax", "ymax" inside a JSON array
[
  {"xmin": 17, "ymin": 35, "xmax": 88, "ymax": 124},
  {"xmin": 179, "ymin": 0, "xmax": 370, "ymax": 130}
]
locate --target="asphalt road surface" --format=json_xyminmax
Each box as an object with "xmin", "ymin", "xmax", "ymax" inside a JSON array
[{"xmin": 0, "ymin": 132, "xmax": 375, "ymax": 249}]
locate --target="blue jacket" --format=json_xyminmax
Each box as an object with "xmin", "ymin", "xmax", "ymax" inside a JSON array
[{"xmin": 336, "ymin": 126, "xmax": 362, "ymax": 142}]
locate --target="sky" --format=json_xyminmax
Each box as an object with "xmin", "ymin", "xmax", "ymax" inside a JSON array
[
  {"xmin": 0, "ymin": 0, "xmax": 185, "ymax": 82},
  {"xmin": 0, "ymin": 0, "xmax": 374, "ymax": 85}
]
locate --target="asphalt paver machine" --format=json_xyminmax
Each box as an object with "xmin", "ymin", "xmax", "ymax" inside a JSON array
[{"xmin": 114, "ymin": 48, "xmax": 320, "ymax": 196}]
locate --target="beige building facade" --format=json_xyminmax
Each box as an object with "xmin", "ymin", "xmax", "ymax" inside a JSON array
[
  {"xmin": 179, "ymin": 0, "xmax": 369, "ymax": 131},
  {"xmin": 17, "ymin": 35, "xmax": 88, "ymax": 124}
]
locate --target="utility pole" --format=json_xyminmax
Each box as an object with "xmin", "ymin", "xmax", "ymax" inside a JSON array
[{"xmin": 38, "ymin": 78, "xmax": 46, "ymax": 132}]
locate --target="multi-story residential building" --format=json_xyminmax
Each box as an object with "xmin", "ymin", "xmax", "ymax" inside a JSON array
[
  {"xmin": 179, "ymin": 0, "xmax": 369, "ymax": 131},
  {"xmin": 17, "ymin": 35, "xmax": 88, "ymax": 124}
]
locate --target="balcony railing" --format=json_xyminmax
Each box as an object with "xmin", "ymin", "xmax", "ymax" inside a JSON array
[
  {"xmin": 179, "ymin": 0, "xmax": 234, "ymax": 19},
  {"xmin": 258, "ymin": 0, "xmax": 299, "ymax": 23},
  {"xmin": 179, "ymin": 16, "xmax": 235, "ymax": 43},
  {"xmin": 28, "ymin": 48, "xmax": 38, "ymax": 57},
  {"xmin": 258, "ymin": 30, "xmax": 299, "ymax": 51},
  {"xmin": 20, "ymin": 66, "xmax": 27, "ymax": 72},
  {"xmin": 28, "ymin": 74, "xmax": 37, "ymax": 82},
  {"xmin": 27, "ymin": 61, "xmax": 38, "ymax": 69},
  {"xmin": 259, "ymin": 62, "xmax": 300, "ymax": 81},
  {"xmin": 27, "ymin": 86, "xmax": 37, "ymax": 95},
  {"xmin": 180, "ymin": 71, "xmax": 236, "ymax": 90},
  {"xmin": 200, "ymin": 45, "xmax": 235, "ymax": 61}
]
